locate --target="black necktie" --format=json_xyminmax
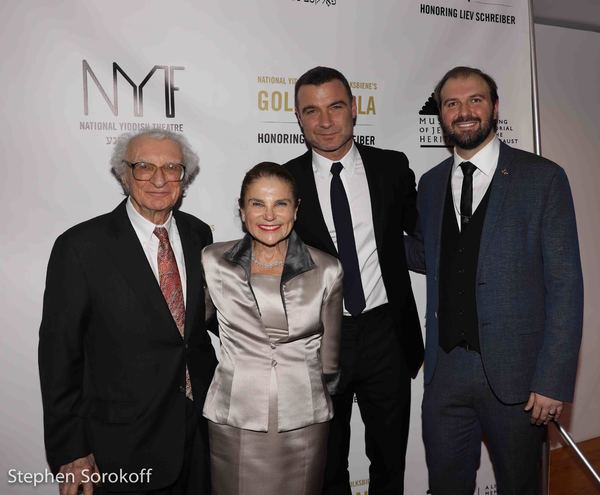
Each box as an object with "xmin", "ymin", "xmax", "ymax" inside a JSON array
[
  {"xmin": 459, "ymin": 161, "xmax": 477, "ymax": 228},
  {"xmin": 330, "ymin": 162, "xmax": 366, "ymax": 316}
]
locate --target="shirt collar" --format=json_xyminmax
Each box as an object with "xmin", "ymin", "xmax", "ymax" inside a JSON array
[
  {"xmin": 453, "ymin": 135, "xmax": 500, "ymax": 176},
  {"xmin": 223, "ymin": 231, "xmax": 315, "ymax": 284},
  {"xmin": 312, "ymin": 141, "xmax": 359, "ymax": 178},
  {"xmin": 126, "ymin": 196, "xmax": 174, "ymax": 241}
]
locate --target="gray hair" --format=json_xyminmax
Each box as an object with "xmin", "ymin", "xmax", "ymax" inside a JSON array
[{"xmin": 110, "ymin": 129, "xmax": 200, "ymax": 194}]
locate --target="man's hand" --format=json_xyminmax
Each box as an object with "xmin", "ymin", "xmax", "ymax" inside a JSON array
[
  {"xmin": 524, "ymin": 392, "xmax": 563, "ymax": 426},
  {"xmin": 58, "ymin": 453, "xmax": 98, "ymax": 495}
]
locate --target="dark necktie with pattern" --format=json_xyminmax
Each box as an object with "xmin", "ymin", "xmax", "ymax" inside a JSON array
[
  {"xmin": 330, "ymin": 161, "xmax": 366, "ymax": 316},
  {"xmin": 459, "ymin": 161, "xmax": 477, "ymax": 228},
  {"xmin": 154, "ymin": 227, "xmax": 192, "ymax": 399}
]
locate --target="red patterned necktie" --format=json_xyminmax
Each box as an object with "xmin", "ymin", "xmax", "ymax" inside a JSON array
[{"xmin": 154, "ymin": 227, "xmax": 192, "ymax": 399}]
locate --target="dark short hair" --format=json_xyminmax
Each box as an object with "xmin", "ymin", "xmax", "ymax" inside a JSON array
[
  {"xmin": 238, "ymin": 162, "xmax": 299, "ymax": 208},
  {"xmin": 294, "ymin": 66, "xmax": 353, "ymax": 107},
  {"xmin": 433, "ymin": 66, "xmax": 499, "ymax": 109}
]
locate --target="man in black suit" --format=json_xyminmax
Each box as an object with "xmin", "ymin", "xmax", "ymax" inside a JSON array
[
  {"xmin": 39, "ymin": 130, "xmax": 217, "ymax": 495},
  {"xmin": 284, "ymin": 66, "xmax": 424, "ymax": 495}
]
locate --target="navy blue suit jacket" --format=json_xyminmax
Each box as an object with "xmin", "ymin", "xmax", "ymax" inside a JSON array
[{"xmin": 407, "ymin": 142, "xmax": 583, "ymax": 403}]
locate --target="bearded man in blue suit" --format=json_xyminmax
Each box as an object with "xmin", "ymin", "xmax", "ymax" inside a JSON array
[{"xmin": 408, "ymin": 66, "xmax": 583, "ymax": 494}]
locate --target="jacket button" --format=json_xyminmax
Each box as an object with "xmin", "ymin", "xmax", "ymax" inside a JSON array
[
  {"xmin": 178, "ymin": 385, "xmax": 185, "ymax": 393},
  {"xmin": 434, "ymin": 311, "xmax": 438, "ymax": 319},
  {"xmin": 271, "ymin": 360, "xmax": 277, "ymax": 367}
]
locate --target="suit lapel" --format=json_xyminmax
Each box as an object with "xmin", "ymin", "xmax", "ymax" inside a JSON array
[
  {"xmin": 432, "ymin": 158, "xmax": 454, "ymax": 278},
  {"xmin": 107, "ymin": 200, "xmax": 183, "ymax": 341},
  {"xmin": 358, "ymin": 144, "xmax": 385, "ymax": 254},
  {"xmin": 176, "ymin": 213, "xmax": 203, "ymax": 342},
  {"xmin": 478, "ymin": 142, "xmax": 515, "ymax": 272},
  {"xmin": 296, "ymin": 151, "xmax": 337, "ymax": 255}
]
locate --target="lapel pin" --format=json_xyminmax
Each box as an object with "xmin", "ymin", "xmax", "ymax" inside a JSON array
[{"xmin": 501, "ymin": 168, "xmax": 509, "ymax": 176}]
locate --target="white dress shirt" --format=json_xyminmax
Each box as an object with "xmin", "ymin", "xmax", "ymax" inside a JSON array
[
  {"xmin": 451, "ymin": 136, "xmax": 500, "ymax": 231},
  {"xmin": 126, "ymin": 197, "xmax": 187, "ymax": 303},
  {"xmin": 312, "ymin": 142, "xmax": 388, "ymax": 315}
]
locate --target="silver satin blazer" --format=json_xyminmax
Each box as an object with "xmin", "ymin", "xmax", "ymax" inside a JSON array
[{"xmin": 201, "ymin": 231, "xmax": 343, "ymax": 432}]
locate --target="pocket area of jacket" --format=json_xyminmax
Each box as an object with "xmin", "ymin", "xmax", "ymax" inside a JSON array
[{"xmin": 89, "ymin": 398, "xmax": 138, "ymax": 424}]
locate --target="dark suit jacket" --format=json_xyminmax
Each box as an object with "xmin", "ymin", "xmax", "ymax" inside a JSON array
[
  {"xmin": 408, "ymin": 141, "xmax": 583, "ymax": 403},
  {"xmin": 38, "ymin": 199, "xmax": 217, "ymax": 491},
  {"xmin": 284, "ymin": 142, "xmax": 424, "ymax": 377}
]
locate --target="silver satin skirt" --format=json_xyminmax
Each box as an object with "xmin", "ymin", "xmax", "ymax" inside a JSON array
[{"xmin": 208, "ymin": 369, "xmax": 329, "ymax": 495}]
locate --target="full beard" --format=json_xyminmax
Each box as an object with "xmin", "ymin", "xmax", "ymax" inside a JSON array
[{"xmin": 442, "ymin": 114, "xmax": 497, "ymax": 149}]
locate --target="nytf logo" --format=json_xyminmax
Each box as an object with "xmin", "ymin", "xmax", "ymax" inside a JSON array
[
  {"xmin": 293, "ymin": 0, "xmax": 337, "ymax": 6},
  {"xmin": 82, "ymin": 60, "xmax": 184, "ymax": 118}
]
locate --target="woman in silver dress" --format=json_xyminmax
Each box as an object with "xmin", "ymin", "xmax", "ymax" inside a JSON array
[{"xmin": 201, "ymin": 162, "xmax": 343, "ymax": 495}]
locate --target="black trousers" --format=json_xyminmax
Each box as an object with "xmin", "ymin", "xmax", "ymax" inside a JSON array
[
  {"xmin": 96, "ymin": 399, "xmax": 210, "ymax": 495},
  {"xmin": 322, "ymin": 304, "xmax": 411, "ymax": 495},
  {"xmin": 422, "ymin": 346, "xmax": 545, "ymax": 495}
]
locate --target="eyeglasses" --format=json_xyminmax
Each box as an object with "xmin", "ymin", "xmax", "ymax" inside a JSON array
[{"xmin": 123, "ymin": 161, "xmax": 186, "ymax": 182}]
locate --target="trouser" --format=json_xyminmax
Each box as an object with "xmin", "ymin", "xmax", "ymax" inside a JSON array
[
  {"xmin": 422, "ymin": 345, "xmax": 545, "ymax": 495},
  {"xmin": 322, "ymin": 304, "xmax": 411, "ymax": 495}
]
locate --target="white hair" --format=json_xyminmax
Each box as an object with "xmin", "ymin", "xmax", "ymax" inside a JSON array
[{"xmin": 110, "ymin": 129, "xmax": 200, "ymax": 193}]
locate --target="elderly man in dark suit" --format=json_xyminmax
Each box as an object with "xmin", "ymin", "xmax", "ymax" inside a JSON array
[
  {"xmin": 408, "ymin": 66, "xmax": 583, "ymax": 494},
  {"xmin": 39, "ymin": 129, "xmax": 217, "ymax": 495},
  {"xmin": 284, "ymin": 66, "xmax": 424, "ymax": 495}
]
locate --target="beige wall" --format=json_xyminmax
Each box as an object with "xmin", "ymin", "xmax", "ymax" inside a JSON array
[{"xmin": 535, "ymin": 23, "xmax": 600, "ymax": 442}]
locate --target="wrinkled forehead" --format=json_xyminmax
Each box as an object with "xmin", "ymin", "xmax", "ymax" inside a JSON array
[
  {"xmin": 248, "ymin": 175, "xmax": 294, "ymax": 195},
  {"xmin": 296, "ymin": 79, "xmax": 352, "ymax": 108},
  {"xmin": 126, "ymin": 136, "xmax": 183, "ymax": 160}
]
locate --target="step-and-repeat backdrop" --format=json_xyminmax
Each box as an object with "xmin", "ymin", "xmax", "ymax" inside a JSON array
[{"xmin": 1, "ymin": 1, "xmax": 534, "ymax": 493}]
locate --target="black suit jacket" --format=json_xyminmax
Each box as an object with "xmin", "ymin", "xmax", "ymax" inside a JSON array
[
  {"xmin": 284, "ymin": 143, "xmax": 424, "ymax": 377},
  {"xmin": 38, "ymin": 199, "xmax": 217, "ymax": 491}
]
